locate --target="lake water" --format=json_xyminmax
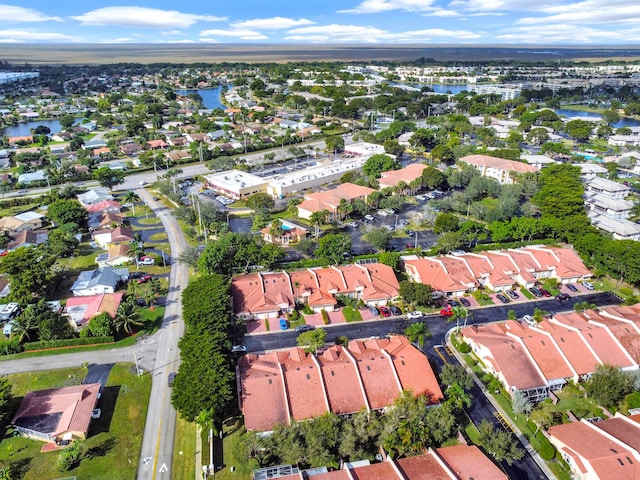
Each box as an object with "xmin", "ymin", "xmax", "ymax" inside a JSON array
[
  {"xmin": 554, "ymin": 108, "xmax": 640, "ymax": 128},
  {"xmin": 2, "ymin": 119, "xmax": 63, "ymax": 137},
  {"xmin": 175, "ymin": 85, "xmax": 228, "ymax": 110}
]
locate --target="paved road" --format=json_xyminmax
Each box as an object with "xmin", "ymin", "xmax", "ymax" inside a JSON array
[{"xmin": 135, "ymin": 189, "xmax": 189, "ymax": 480}]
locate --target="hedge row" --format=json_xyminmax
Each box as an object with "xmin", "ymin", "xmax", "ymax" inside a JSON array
[
  {"xmin": 23, "ymin": 336, "xmax": 114, "ymax": 351},
  {"xmin": 0, "ymin": 338, "xmax": 23, "ymax": 356}
]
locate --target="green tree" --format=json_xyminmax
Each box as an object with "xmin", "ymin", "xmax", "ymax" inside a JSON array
[
  {"xmin": 564, "ymin": 119, "xmax": 593, "ymax": 142},
  {"xmin": 0, "ymin": 246, "xmax": 54, "ymax": 303},
  {"xmin": 440, "ymin": 364, "xmax": 473, "ymax": 391},
  {"xmin": 399, "ymin": 281, "xmax": 434, "ymax": 307},
  {"xmin": 21, "ymin": 300, "xmax": 74, "ymax": 341},
  {"xmin": 177, "ymin": 245, "xmax": 201, "ymax": 271},
  {"xmin": 433, "ymin": 231, "xmax": 464, "ymax": 254},
  {"xmin": 325, "ymin": 135, "xmax": 345, "ymax": 153},
  {"xmin": 362, "ymin": 154, "xmax": 399, "ymax": 179},
  {"xmin": 114, "ymin": 297, "xmax": 143, "ymax": 334},
  {"xmin": 297, "ymin": 328, "xmax": 327, "ymax": 354},
  {"xmin": 585, "ymin": 364, "xmax": 638, "ymax": 409},
  {"xmin": 85, "ymin": 312, "xmax": 114, "ymax": 337},
  {"xmin": 478, "ymin": 420, "xmax": 524, "ymax": 465},
  {"xmin": 47, "ymin": 224, "xmax": 80, "ymax": 257},
  {"xmin": 93, "ymin": 167, "xmax": 126, "ymax": 191},
  {"xmin": 363, "ymin": 226, "xmax": 392, "ymax": 251},
  {"xmin": 512, "ymin": 390, "xmax": 533, "ymax": 416},
  {"xmin": 446, "ymin": 382, "xmax": 473, "ymax": 410},
  {"xmin": 433, "ymin": 213, "xmax": 459, "ymax": 234},
  {"xmin": 47, "ymin": 199, "xmax": 88, "ymax": 229},
  {"xmin": 0, "ymin": 376, "xmax": 13, "ymax": 430},
  {"xmin": 404, "ymin": 321, "xmax": 432, "ymax": 348},
  {"xmin": 123, "ymin": 191, "xmax": 139, "ymax": 215},
  {"xmin": 59, "ymin": 114, "xmax": 76, "ymax": 130},
  {"xmin": 315, "ymin": 234, "xmax": 352, "ymax": 265},
  {"xmin": 56, "ymin": 440, "xmax": 82, "ymax": 472},
  {"xmin": 309, "ymin": 210, "xmax": 329, "ymax": 238},
  {"xmin": 246, "ymin": 192, "xmax": 275, "ymax": 214}
]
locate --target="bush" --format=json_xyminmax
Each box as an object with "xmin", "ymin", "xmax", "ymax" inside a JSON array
[
  {"xmin": 56, "ymin": 441, "xmax": 82, "ymax": 471},
  {"xmin": 457, "ymin": 341, "xmax": 470, "ymax": 353},
  {"xmin": 287, "ymin": 309, "xmax": 300, "ymax": 323},
  {"xmin": 302, "ymin": 304, "xmax": 313, "ymax": 315},
  {"xmin": 0, "ymin": 337, "xmax": 23, "ymax": 355},
  {"xmin": 537, "ymin": 436, "xmax": 556, "ymax": 461},
  {"xmin": 626, "ymin": 391, "xmax": 640, "ymax": 409},
  {"xmin": 335, "ymin": 335, "xmax": 349, "ymax": 347},
  {"xmin": 23, "ymin": 336, "xmax": 114, "ymax": 351},
  {"xmin": 320, "ymin": 309, "xmax": 329, "ymax": 325}
]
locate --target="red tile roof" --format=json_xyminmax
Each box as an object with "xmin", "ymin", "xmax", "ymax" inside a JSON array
[
  {"xmin": 239, "ymin": 337, "xmax": 439, "ymax": 431},
  {"xmin": 298, "ymin": 183, "xmax": 374, "ymax": 216},
  {"xmin": 460, "ymin": 154, "xmax": 539, "ymax": 174},
  {"xmin": 536, "ymin": 319, "xmax": 600, "ymax": 376},
  {"xmin": 350, "ymin": 461, "xmax": 400, "ymax": 480},
  {"xmin": 435, "ymin": 444, "xmax": 508, "ymax": 480},
  {"xmin": 12, "ymin": 383, "xmax": 101, "ymax": 440},
  {"xmin": 65, "ymin": 292, "xmax": 124, "ymax": 327},
  {"xmin": 379, "ymin": 163, "xmax": 429, "ymax": 189}
]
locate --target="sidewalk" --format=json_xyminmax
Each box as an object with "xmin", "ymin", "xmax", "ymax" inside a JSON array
[{"xmin": 444, "ymin": 328, "xmax": 555, "ymax": 480}]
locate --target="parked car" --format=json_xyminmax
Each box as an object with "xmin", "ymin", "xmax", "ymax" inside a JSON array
[
  {"xmin": 406, "ymin": 311, "xmax": 423, "ymax": 319},
  {"xmin": 406, "ymin": 230, "xmax": 415, "ymax": 236},
  {"xmin": 368, "ymin": 306, "xmax": 380, "ymax": 316},
  {"xmin": 522, "ymin": 315, "xmax": 536, "ymax": 326},
  {"xmin": 347, "ymin": 221, "xmax": 359, "ymax": 228},
  {"xmin": 231, "ymin": 344, "xmax": 247, "ymax": 353},
  {"xmin": 539, "ymin": 288, "xmax": 551, "ymax": 297},
  {"xmin": 447, "ymin": 299, "xmax": 460, "ymax": 307},
  {"xmin": 138, "ymin": 256, "xmax": 155, "ymax": 265},
  {"xmin": 440, "ymin": 305, "xmax": 454, "ymax": 317},
  {"xmin": 506, "ymin": 290, "xmax": 519, "ymax": 299},
  {"xmin": 364, "ymin": 214, "xmax": 375, "ymax": 222},
  {"xmin": 583, "ymin": 281, "xmax": 595, "ymax": 290},
  {"xmin": 279, "ymin": 318, "xmax": 289, "ymax": 330},
  {"xmin": 529, "ymin": 287, "xmax": 543, "ymax": 297},
  {"xmin": 137, "ymin": 274, "xmax": 153, "ymax": 284},
  {"xmin": 389, "ymin": 305, "xmax": 402, "ymax": 315},
  {"xmin": 295, "ymin": 324, "xmax": 315, "ymax": 334},
  {"xmin": 415, "ymin": 195, "xmax": 426, "ymax": 201},
  {"xmin": 496, "ymin": 294, "xmax": 510, "ymax": 304},
  {"xmin": 168, "ymin": 372, "xmax": 176, "ymax": 387},
  {"xmin": 130, "ymin": 271, "xmax": 147, "ymax": 279},
  {"xmin": 566, "ymin": 284, "xmax": 578, "ymax": 292},
  {"xmin": 459, "ymin": 297, "xmax": 471, "ymax": 307},
  {"xmin": 556, "ymin": 293, "xmax": 570, "ymax": 301},
  {"xmin": 379, "ymin": 306, "xmax": 392, "ymax": 317}
]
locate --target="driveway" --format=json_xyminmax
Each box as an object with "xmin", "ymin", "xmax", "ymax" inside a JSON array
[{"xmin": 82, "ymin": 363, "xmax": 115, "ymax": 388}]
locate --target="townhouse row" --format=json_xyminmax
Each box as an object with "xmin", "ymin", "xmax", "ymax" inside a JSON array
[{"xmin": 462, "ymin": 304, "xmax": 640, "ymax": 402}]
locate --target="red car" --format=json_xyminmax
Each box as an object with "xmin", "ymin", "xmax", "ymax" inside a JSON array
[
  {"xmin": 379, "ymin": 306, "xmax": 392, "ymax": 317},
  {"xmin": 440, "ymin": 305, "xmax": 454, "ymax": 317},
  {"xmin": 137, "ymin": 274, "xmax": 153, "ymax": 284}
]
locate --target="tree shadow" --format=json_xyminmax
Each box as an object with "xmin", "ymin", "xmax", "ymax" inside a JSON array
[
  {"xmin": 8, "ymin": 457, "xmax": 32, "ymax": 479},
  {"xmin": 88, "ymin": 386, "xmax": 119, "ymax": 436},
  {"xmin": 84, "ymin": 436, "xmax": 116, "ymax": 459}
]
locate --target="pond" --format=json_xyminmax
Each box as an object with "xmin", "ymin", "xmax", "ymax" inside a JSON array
[
  {"xmin": 2, "ymin": 119, "xmax": 63, "ymax": 137},
  {"xmin": 555, "ymin": 108, "xmax": 640, "ymax": 128},
  {"xmin": 175, "ymin": 84, "xmax": 229, "ymax": 110}
]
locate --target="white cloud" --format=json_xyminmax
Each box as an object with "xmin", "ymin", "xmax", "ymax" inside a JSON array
[
  {"xmin": 200, "ymin": 29, "xmax": 268, "ymax": 40},
  {"xmin": 338, "ymin": 0, "xmax": 436, "ymax": 14},
  {"xmin": 232, "ymin": 17, "xmax": 315, "ymax": 30},
  {"xmin": 161, "ymin": 30, "xmax": 186, "ymax": 36},
  {"xmin": 496, "ymin": 23, "xmax": 640, "ymax": 43},
  {"xmin": 517, "ymin": 1, "xmax": 640, "ymax": 25},
  {"xmin": 0, "ymin": 29, "xmax": 77, "ymax": 42},
  {"xmin": 285, "ymin": 23, "xmax": 480, "ymax": 43},
  {"xmin": 98, "ymin": 37, "xmax": 135, "ymax": 44},
  {"xmin": 71, "ymin": 7, "xmax": 226, "ymax": 29},
  {"xmin": 0, "ymin": 5, "xmax": 62, "ymax": 22}
]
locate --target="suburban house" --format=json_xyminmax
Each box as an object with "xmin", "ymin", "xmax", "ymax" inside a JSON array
[
  {"xmin": 260, "ymin": 220, "xmax": 308, "ymax": 245},
  {"xmin": 70, "ymin": 267, "xmax": 129, "ymax": 296},
  {"xmin": 588, "ymin": 212, "xmax": 640, "ymax": 241},
  {"xmin": 95, "ymin": 244, "xmax": 134, "ymax": 267},
  {"xmin": 88, "ymin": 211, "xmax": 125, "ymax": 231},
  {"xmin": 7, "ymin": 229, "xmax": 48, "ymax": 250},
  {"xmin": 297, "ymin": 183, "xmax": 375, "ymax": 221},
  {"xmin": 84, "ymin": 199, "xmax": 122, "ymax": 216},
  {"xmin": 239, "ymin": 336, "xmax": 443, "ymax": 432},
  {"xmin": 92, "ymin": 226, "xmax": 135, "ymax": 250},
  {"xmin": 584, "ymin": 194, "xmax": 634, "ymax": 219},
  {"xmin": 378, "ymin": 163, "xmax": 429, "ymax": 190},
  {"xmin": 64, "ymin": 292, "xmax": 124, "ymax": 329},
  {"xmin": 585, "ymin": 177, "xmax": 631, "ymax": 199},
  {"xmin": 17, "ymin": 170, "xmax": 48, "ymax": 185},
  {"xmin": 459, "ymin": 154, "xmax": 539, "ymax": 185},
  {"xmin": 11, "ymin": 383, "xmax": 101, "ymax": 443},
  {"xmin": 403, "ymin": 246, "xmax": 591, "ymax": 297},
  {"xmin": 77, "ymin": 188, "xmax": 114, "ymax": 207},
  {"xmin": 0, "ymin": 211, "xmax": 45, "ymax": 235},
  {"xmin": 461, "ymin": 304, "xmax": 640, "ymax": 401},
  {"xmin": 232, "ymin": 263, "xmax": 400, "ymax": 320},
  {"xmin": 548, "ymin": 415, "xmax": 640, "ymax": 480}
]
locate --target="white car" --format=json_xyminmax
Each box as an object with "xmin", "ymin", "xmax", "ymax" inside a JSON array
[
  {"xmin": 406, "ymin": 311, "xmax": 423, "ymax": 319},
  {"xmin": 138, "ymin": 256, "xmax": 155, "ymax": 266},
  {"xmin": 91, "ymin": 408, "xmax": 101, "ymax": 419},
  {"xmin": 231, "ymin": 344, "xmax": 247, "ymax": 353},
  {"xmin": 364, "ymin": 214, "xmax": 375, "ymax": 222},
  {"xmin": 347, "ymin": 221, "xmax": 359, "ymax": 228},
  {"xmin": 582, "ymin": 281, "xmax": 595, "ymax": 290},
  {"xmin": 522, "ymin": 315, "xmax": 536, "ymax": 326}
]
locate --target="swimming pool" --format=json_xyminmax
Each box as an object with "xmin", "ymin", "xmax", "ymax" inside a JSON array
[{"xmin": 575, "ymin": 152, "xmax": 603, "ymax": 162}]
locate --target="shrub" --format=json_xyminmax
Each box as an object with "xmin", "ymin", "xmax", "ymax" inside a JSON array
[
  {"xmin": 302, "ymin": 304, "xmax": 313, "ymax": 315},
  {"xmin": 56, "ymin": 441, "xmax": 82, "ymax": 472},
  {"xmin": 287, "ymin": 309, "xmax": 300, "ymax": 323},
  {"xmin": 335, "ymin": 335, "xmax": 349, "ymax": 347},
  {"xmin": 320, "ymin": 309, "xmax": 329, "ymax": 325},
  {"xmin": 537, "ymin": 436, "xmax": 556, "ymax": 461},
  {"xmin": 0, "ymin": 337, "xmax": 23, "ymax": 355},
  {"xmin": 23, "ymin": 336, "xmax": 114, "ymax": 351},
  {"xmin": 626, "ymin": 391, "xmax": 640, "ymax": 410},
  {"xmin": 457, "ymin": 341, "xmax": 470, "ymax": 353}
]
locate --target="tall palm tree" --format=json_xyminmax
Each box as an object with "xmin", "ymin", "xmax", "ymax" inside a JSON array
[
  {"xmin": 309, "ymin": 210, "xmax": 328, "ymax": 238},
  {"xmin": 404, "ymin": 321, "xmax": 432, "ymax": 348},
  {"xmin": 114, "ymin": 297, "xmax": 143, "ymax": 334},
  {"xmin": 127, "ymin": 241, "xmax": 145, "ymax": 269},
  {"xmin": 449, "ymin": 305, "xmax": 472, "ymax": 328},
  {"xmin": 446, "ymin": 383, "xmax": 473, "ymax": 410},
  {"xmin": 123, "ymin": 191, "xmax": 139, "ymax": 215}
]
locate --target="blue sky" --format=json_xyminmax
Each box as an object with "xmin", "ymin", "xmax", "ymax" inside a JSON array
[{"xmin": 1, "ymin": 1, "xmax": 639, "ymax": 45}]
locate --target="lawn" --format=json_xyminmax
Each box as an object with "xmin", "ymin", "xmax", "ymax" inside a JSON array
[
  {"xmin": 0, "ymin": 363, "xmax": 152, "ymax": 480},
  {"xmin": 342, "ymin": 306, "xmax": 363, "ymax": 323},
  {"xmin": 62, "ymin": 244, "xmax": 101, "ymax": 272},
  {"xmin": 171, "ymin": 416, "xmax": 197, "ymax": 480},
  {"xmin": 554, "ymin": 385, "xmax": 604, "ymax": 420}
]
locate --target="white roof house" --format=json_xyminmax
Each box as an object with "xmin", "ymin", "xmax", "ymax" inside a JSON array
[
  {"xmin": 588, "ymin": 212, "xmax": 640, "ymax": 241},
  {"xmin": 585, "ymin": 177, "xmax": 631, "ymax": 199},
  {"xmin": 203, "ymin": 170, "xmax": 268, "ymax": 200},
  {"xmin": 77, "ymin": 188, "xmax": 114, "ymax": 207},
  {"xmin": 584, "ymin": 194, "xmax": 634, "ymax": 220}
]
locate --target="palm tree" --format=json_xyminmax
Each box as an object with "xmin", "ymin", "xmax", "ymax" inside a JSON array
[
  {"xmin": 10, "ymin": 314, "xmax": 36, "ymax": 342},
  {"xmin": 409, "ymin": 178, "xmax": 422, "ymax": 196},
  {"xmin": 127, "ymin": 241, "xmax": 145, "ymax": 269},
  {"xmin": 446, "ymin": 383, "xmax": 473, "ymax": 410},
  {"xmin": 404, "ymin": 321, "xmax": 432, "ymax": 348},
  {"xmin": 309, "ymin": 210, "xmax": 327, "ymax": 238},
  {"xmin": 449, "ymin": 305, "xmax": 472, "ymax": 328},
  {"xmin": 114, "ymin": 297, "xmax": 143, "ymax": 334},
  {"xmin": 124, "ymin": 191, "xmax": 139, "ymax": 215},
  {"xmin": 269, "ymin": 219, "xmax": 284, "ymax": 242}
]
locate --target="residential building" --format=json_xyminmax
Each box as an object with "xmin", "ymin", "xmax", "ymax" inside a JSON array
[
  {"xmin": 202, "ymin": 170, "xmax": 269, "ymax": 199},
  {"xmin": 522, "ymin": 154, "xmax": 557, "ymax": 169},
  {"xmin": 459, "ymin": 154, "xmax": 538, "ymax": 184},
  {"xmin": 588, "ymin": 212, "xmax": 640, "ymax": 241},
  {"xmin": 297, "ymin": 183, "xmax": 374, "ymax": 221},
  {"xmin": 260, "ymin": 220, "xmax": 308, "ymax": 245},
  {"xmin": 17, "ymin": 170, "xmax": 48, "ymax": 185},
  {"xmin": 239, "ymin": 336, "xmax": 442, "ymax": 432},
  {"xmin": 92, "ymin": 226, "xmax": 135, "ymax": 249},
  {"xmin": 378, "ymin": 163, "xmax": 429, "ymax": 190},
  {"xmin": 70, "ymin": 267, "xmax": 129, "ymax": 296},
  {"xmin": 585, "ymin": 177, "xmax": 631, "ymax": 199},
  {"xmin": 88, "ymin": 211, "xmax": 125, "ymax": 231},
  {"xmin": 7, "ymin": 229, "xmax": 48, "ymax": 250},
  {"xmin": 95, "ymin": 244, "xmax": 134, "ymax": 267},
  {"xmin": 584, "ymin": 194, "xmax": 634, "ymax": 219},
  {"xmin": 548, "ymin": 415, "xmax": 640, "ymax": 480},
  {"xmin": 64, "ymin": 292, "xmax": 124, "ymax": 328},
  {"xmin": 84, "ymin": 200, "xmax": 122, "ymax": 215},
  {"xmin": 77, "ymin": 188, "xmax": 114, "ymax": 207},
  {"xmin": 462, "ymin": 304, "xmax": 640, "ymax": 401},
  {"xmin": 12, "ymin": 383, "xmax": 101, "ymax": 443},
  {"xmin": 232, "ymin": 263, "xmax": 399, "ymax": 319},
  {"xmin": 0, "ymin": 211, "xmax": 45, "ymax": 235},
  {"xmin": 403, "ymin": 246, "xmax": 591, "ymax": 297}
]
